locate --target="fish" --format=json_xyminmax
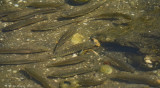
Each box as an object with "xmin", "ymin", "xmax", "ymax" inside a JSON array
[
  {"xmin": 53, "ymin": 25, "xmax": 77, "ymax": 53},
  {"xmin": 2, "ymin": 16, "xmax": 47, "ymax": 32},
  {"xmin": 46, "ymin": 55, "xmax": 87, "ymax": 67},
  {"xmin": 67, "ymin": 0, "xmax": 90, "ymax": 6},
  {"xmin": 0, "ymin": 10, "xmax": 18, "ymax": 19},
  {"xmin": 77, "ymin": 73, "xmax": 105, "ymax": 87},
  {"xmin": 1, "ymin": 8, "xmax": 57, "ymax": 22},
  {"xmin": 53, "ymin": 41, "xmax": 96, "ymax": 57},
  {"xmin": 103, "ymin": 55, "xmax": 136, "ymax": 73},
  {"xmin": 58, "ymin": 0, "xmax": 106, "ymax": 20},
  {"xmin": 0, "ymin": 59, "xmax": 40, "ymax": 65},
  {"xmin": 60, "ymin": 73, "xmax": 105, "ymax": 87},
  {"xmin": 26, "ymin": 2, "xmax": 64, "ymax": 8},
  {"xmin": 0, "ymin": 55, "xmax": 51, "ymax": 65},
  {"xmin": 31, "ymin": 18, "xmax": 82, "ymax": 31},
  {"xmin": 110, "ymin": 71, "xmax": 160, "ymax": 87},
  {"xmin": 78, "ymin": 78, "xmax": 104, "ymax": 87},
  {"xmin": 48, "ymin": 62, "xmax": 99, "ymax": 78},
  {"xmin": 23, "ymin": 68, "xmax": 54, "ymax": 88},
  {"xmin": 92, "ymin": 12, "xmax": 132, "ymax": 20},
  {"xmin": 0, "ymin": 9, "xmax": 35, "ymax": 22},
  {"xmin": 0, "ymin": 48, "xmax": 47, "ymax": 54}
]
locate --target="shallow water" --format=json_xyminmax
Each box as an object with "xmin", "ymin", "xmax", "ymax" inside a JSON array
[{"xmin": 0, "ymin": 0, "xmax": 160, "ymax": 88}]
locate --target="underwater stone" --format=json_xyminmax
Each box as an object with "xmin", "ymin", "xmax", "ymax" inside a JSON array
[
  {"xmin": 71, "ymin": 33, "xmax": 85, "ymax": 45},
  {"xmin": 100, "ymin": 65, "xmax": 113, "ymax": 75}
]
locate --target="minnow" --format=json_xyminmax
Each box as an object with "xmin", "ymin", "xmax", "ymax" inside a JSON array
[
  {"xmin": 76, "ymin": 73, "xmax": 106, "ymax": 87},
  {"xmin": 31, "ymin": 18, "xmax": 82, "ymax": 31},
  {"xmin": 78, "ymin": 78, "xmax": 105, "ymax": 87},
  {"xmin": 53, "ymin": 26, "xmax": 77, "ymax": 53},
  {"xmin": 1, "ymin": 8, "xmax": 56, "ymax": 22},
  {"xmin": 2, "ymin": 16, "xmax": 47, "ymax": 32},
  {"xmin": 103, "ymin": 55, "xmax": 135, "ymax": 73},
  {"xmin": 0, "ymin": 55, "xmax": 51, "ymax": 65},
  {"xmin": 0, "ymin": 10, "xmax": 18, "ymax": 19},
  {"xmin": 53, "ymin": 41, "xmax": 96, "ymax": 57},
  {"xmin": 48, "ymin": 63, "xmax": 99, "ymax": 78},
  {"xmin": 92, "ymin": 12, "xmax": 132, "ymax": 20},
  {"xmin": 110, "ymin": 71, "xmax": 160, "ymax": 87},
  {"xmin": 0, "ymin": 48, "xmax": 47, "ymax": 54},
  {"xmin": 58, "ymin": 0, "xmax": 106, "ymax": 20},
  {"xmin": 24, "ymin": 68, "xmax": 53, "ymax": 88},
  {"xmin": 1, "ymin": 9, "xmax": 35, "ymax": 22},
  {"xmin": 26, "ymin": 2, "xmax": 64, "ymax": 8},
  {"xmin": 0, "ymin": 59, "xmax": 40, "ymax": 65},
  {"xmin": 46, "ymin": 55, "xmax": 87, "ymax": 67}
]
